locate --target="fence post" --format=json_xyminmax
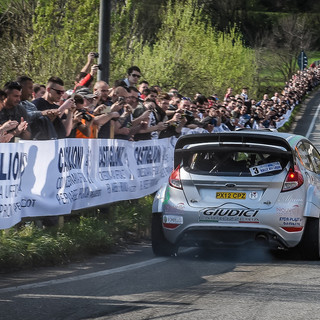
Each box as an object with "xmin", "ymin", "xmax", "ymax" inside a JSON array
[
  {"xmin": 58, "ymin": 216, "xmax": 64, "ymax": 228},
  {"xmin": 110, "ymin": 120, "xmax": 115, "ymax": 139}
]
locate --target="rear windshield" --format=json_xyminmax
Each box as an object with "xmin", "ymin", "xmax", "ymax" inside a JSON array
[{"xmin": 184, "ymin": 150, "xmax": 289, "ymax": 177}]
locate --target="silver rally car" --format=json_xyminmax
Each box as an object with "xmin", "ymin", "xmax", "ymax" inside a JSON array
[{"xmin": 152, "ymin": 131, "xmax": 320, "ymax": 259}]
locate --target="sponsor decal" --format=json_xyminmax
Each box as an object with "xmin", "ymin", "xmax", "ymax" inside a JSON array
[
  {"xmin": 163, "ymin": 215, "xmax": 183, "ymax": 224},
  {"xmin": 279, "ymin": 216, "xmax": 302, "ymax": 227},
  {"xmin": 199, "ymin": 208, "xmax": 259, "ymax": 223},
  {"xmin": 249, "ymin": 192, "xmax": 258, "ymax": 200},
  {"xmin": 276, "ymin": 205, "xmax": 300, "ymax": 215},
  {"xmin": 249, "ymin": 161, "xmax": 281, "ymax": 176},
  {"xmin": 164, "ymin": 202, "xmax": 185, "ymax": 213},
  {"xmin": 175, "ymin": 203, "xmax": 185, "ymax": 210}
]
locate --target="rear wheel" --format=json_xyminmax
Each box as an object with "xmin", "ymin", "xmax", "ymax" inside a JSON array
[
  {"xmin": 151, "ymin": 213, "xmax": 177, "ymax": 256},
  {"xmin": 298, "ymin": 217, "xmax": 320, "ymax": 260}
]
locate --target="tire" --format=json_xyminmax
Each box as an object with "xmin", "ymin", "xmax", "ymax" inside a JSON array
[
  {"xmin": 151, "ymin": 213, "xmax": 177, "ymax": 257},
  {"xmin": 297, "ymin": 217, "xmax": 320, "ymax": 260}
]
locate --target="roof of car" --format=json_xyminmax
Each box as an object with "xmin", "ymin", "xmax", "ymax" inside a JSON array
[{"xmin": 174, "ymin": 131, "xmax": 306, "ymax": 168}]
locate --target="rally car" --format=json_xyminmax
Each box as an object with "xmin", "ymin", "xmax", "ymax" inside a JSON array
[{"xmin": 152, "ymin": 131, "xmax": 320, "ymax": 259}]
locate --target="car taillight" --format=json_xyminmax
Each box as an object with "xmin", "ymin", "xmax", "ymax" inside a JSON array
[
  {"xmin": 169, "ymin": 165, "xmax": 182, "ymax": 189},
  {"xmin": 281, "ymin": 165, "xmax": 304, "ymax": 192},
  {"xmin": 281, "ymin": 226, "xmax": 304, "ymax": 232}
]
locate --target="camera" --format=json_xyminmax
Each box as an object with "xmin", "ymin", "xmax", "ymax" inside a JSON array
[
  {"xmin": 93, "ymin": 52, "xmax": 99, "ymax": 58},
  {"xmin": 118, "ymin": 96, "xmax": 125, "ymax": 104},
  {"xmin": 181, "ymin": 109, "xmax": 195, "ymax": 124},
  {"xmin": 81, "ymin": 112, "xmax": 93, "ymax": 121}
]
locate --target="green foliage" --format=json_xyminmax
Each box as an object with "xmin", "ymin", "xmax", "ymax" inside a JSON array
[
  {"xmin": 0, "ymin": 196, "xmax": 153, "ymax": 272},
  {"xmin": 132, "ymin": 0, "xmax": 257, "ymax": 97},
  {"xmin": 30, "ymin": 0, "xmax": 100, "ymax": 86},
  {"xmin": 0, "ymin": 0, "xmax": 35, "ymax": 83}
]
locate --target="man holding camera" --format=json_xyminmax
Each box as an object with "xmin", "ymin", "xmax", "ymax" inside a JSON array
[{"xmin": 74, "ymin": 52, "xmax": 99, "ymax": 91}]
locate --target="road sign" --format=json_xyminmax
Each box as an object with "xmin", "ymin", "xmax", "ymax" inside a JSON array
[{"xmin": 298, "ymin": 51, "xmax": 308, "ymax": 70}]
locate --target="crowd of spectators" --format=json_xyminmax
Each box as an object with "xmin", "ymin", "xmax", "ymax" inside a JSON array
[{"xmin": 0, "ymin": 51, "xmax": 320, "ymax": 143}]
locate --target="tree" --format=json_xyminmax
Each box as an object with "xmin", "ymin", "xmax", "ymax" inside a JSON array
[
  {"xmin": 30, "ymin": 0, "xmax": 100, "ymax": 86},
  {"xmin": 257, "ymin": 14, "xmax": 314, "ymax": 85},
  {"xmin": 131, "ymin": 0, "xmax": 257, "ymax": 97},
  {"xmin": 0, "ymin": 0, "xmax": 36, "ymax": 83}
]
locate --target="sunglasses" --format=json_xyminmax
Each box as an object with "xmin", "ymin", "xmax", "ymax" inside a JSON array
[
  {"xmin": 131, "ymin": 74, "xmax": 141, "ymax": 78},
  {"xmin": 50, "ymin": 87, "xmax": 65, "ymax": 95}
]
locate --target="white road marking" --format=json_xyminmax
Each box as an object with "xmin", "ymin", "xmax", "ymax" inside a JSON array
[
  {"xmin": 0, "ymin": 257, "xmax": 168, "ymax": 294},
  {"xmin": 306, "ymin": 103, "xmax": 320, "ymax": 139}
]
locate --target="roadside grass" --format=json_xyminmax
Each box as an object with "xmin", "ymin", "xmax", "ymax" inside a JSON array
[{"xmin": 0, "ymin": 196, "xmax": 153, "ymax": 272}]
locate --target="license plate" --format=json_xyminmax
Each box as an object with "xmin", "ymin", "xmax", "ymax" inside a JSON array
[{"xmin": 216, "ymin": 192, "xmax": 246, "ymax": 199}]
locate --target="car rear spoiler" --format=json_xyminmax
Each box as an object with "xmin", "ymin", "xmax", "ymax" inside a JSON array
[{"xmin": 174, "ymin": 133, "xmax": 294, "ymax": 168}]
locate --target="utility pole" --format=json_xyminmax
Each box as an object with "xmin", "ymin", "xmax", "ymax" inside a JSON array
[{"xmin": 98, "ymin": 0, "xmax": 111, "ymax": 83}]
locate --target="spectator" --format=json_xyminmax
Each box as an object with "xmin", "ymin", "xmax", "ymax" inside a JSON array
[
  {"xmin": 133, "ymin": 100, "xmax": 167, "ymax": 141},
  {"xmin": 32, "ymin": 83, "xmax": 46, "ymax": 99},
  {"xmin": 168, "ymin": 92, "xmax": 181, "ymax": 111},
  {"xmin": 224, "ymin": 87, "xmax": 233, "ymax": 101},
  {"xmin": 271, "ymin": 92, "xmax": 281, "ymax": 104},
  {"xmin": 138, "ymin": 81, "xmax": 149, "ymax": 99},
  {"xmin": 0, "ymin": 81, "xmax": 31, "ymax": 141},
  {"xmin": 186, "ymin": 117, "xmax": 217, "ymax": 134},
  {"xmin": 74, "ymin": 52, "xmax": 99, "ymax": 91},
  {"xmin": 112, "ymin": 87, "xmax": 145, "ymax": 140},
  {"xmin": 32, "ymin": 76, "xmax": 75, "ymax": 138},
  {"xmin": 153, "ymin": 85, "xmax": 162, "ymax": 94},
  {"xmin": 237, "ymin": 105, "xmax": 251, "ymax": 128},
  {"xmin": 18, "ymin": 75, "xmax": 59, "ymax": 140},
  {"xmin": 157, "ymin": 93, "xmax": 187, "ymax": 139},
  {"xmin": 97, "ymin": 85, "xmax": 129, "ymax": 139},
  {"xmin": 93, "ymin": 80, "xmax": 110, "ymax": 105},
  {"xmin": 240, "ymin": 87, "xmax": 249, "ymax": 101},
  {"xmin": 143, "ymin": 87, "xmax": 158, "ymax": 102},
  {"xmin": 123, "ymin": 66, "xmax": 142, "ymax": 88},
  {"xmin": 68, "ymin": 92, "xmax": 95, "ymax": 138},
  {"xmin": 0, "ymin": 89, "xmax": 20, "ymax": 142},
  {"xmin": 168, "ymin": 87, "xmax": 179, "ymax": 95}
]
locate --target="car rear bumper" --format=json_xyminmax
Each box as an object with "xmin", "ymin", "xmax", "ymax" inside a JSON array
[{"xmin": 165, "ymin": 225, "xmax": 301, "ymax": 250}]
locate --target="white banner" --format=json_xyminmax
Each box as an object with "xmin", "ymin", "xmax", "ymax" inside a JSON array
[{"xmin": 0, "ymin": 138, "xmax": 176, "ymax": 230}]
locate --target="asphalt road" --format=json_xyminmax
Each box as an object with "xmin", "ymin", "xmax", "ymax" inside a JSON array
[{"xmin": 2, "ymin": 91, "xmax": 320, "ymax": 320}]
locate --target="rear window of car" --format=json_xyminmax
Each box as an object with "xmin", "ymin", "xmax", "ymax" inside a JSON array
[{"xmin": 184, "ymin": 150, "xmax": 289, "ymax": 177}]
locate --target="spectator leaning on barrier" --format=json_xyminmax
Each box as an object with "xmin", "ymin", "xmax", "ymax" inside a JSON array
[
  {"xmin": 32, "ymin": 76, "xmax": 76, "ymax": 138},
  {"xmin": 18, "ymin": 75, "xmax": 60, "ymax": 140},
  {"xmin": 0, "ymin": 81, "xmax": 31, "ymax": 141},
  {"xmin": 68, "ymin": 90, "xmax": 95, "ymax": 138},
  {"xmin": 0, "ymin": 89, "xmax": 22, "ymax": 142}
]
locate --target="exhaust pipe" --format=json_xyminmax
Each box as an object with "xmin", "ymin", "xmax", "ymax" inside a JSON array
[{"xmin": 255, "ymin": 233, "xmax": 269, "ymax": 246}]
